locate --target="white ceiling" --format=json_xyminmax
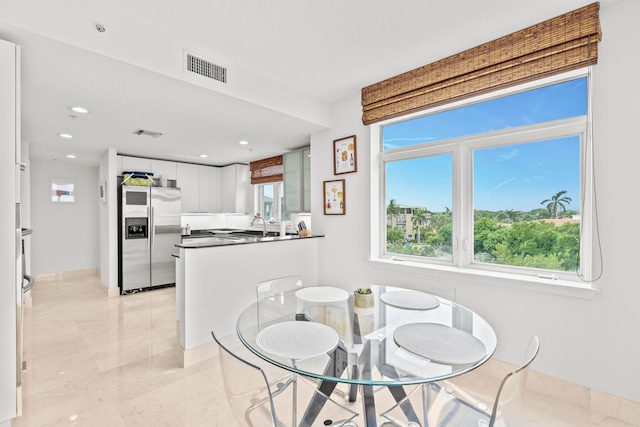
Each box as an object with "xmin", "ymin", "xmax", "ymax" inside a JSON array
[{"xmin": 0, "ymin": 0, "xmax": 614, "ymax": 167}]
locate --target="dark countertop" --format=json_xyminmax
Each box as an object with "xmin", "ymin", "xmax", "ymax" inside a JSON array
[{"xmin": 177, "ymin": 231, "xmax": 323, "ymax": 249}]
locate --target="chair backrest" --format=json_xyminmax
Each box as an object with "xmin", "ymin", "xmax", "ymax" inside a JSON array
[
  {"xmin": 256, "ymin": 275, "xmax": 303, "ymax": 300},
  {"xmin": 489, "ymin": 336, "xmax": 540, "ymax": 426},
  {"xmin": 211, "ymin": 331, "xmax": 280, "ymax": 427},
  {"xmin": 256, "ymin": 276, "xmax": 303, "ymax": 327}
]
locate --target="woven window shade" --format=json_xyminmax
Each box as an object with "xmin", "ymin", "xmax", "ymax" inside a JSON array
[
  {"xmin": 361, "ymin": 2, "xmax": 601, "ymax": 125},
  {"xmin": 249, "ymin": 155, "xmax": 283, "ymax": 185}
]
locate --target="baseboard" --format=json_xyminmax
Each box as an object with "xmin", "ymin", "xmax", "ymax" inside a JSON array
[
  {"xmin": 106, "ymin": 287, "xmax": 120, "ymax": 298},
  {"xmin": 178, "ymin": 342, "xmax": 217, "ymax": 368},
  {"xmin": 478, "ymin": 358, "xmax": 640, "ymax": 425},
  {"xmin": 34, "ymin": 267, "xmax": 99, "ymax": 281}
]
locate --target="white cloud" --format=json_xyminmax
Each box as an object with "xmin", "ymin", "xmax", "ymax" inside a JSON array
[
  {"xmin": 497, "ymin": 149, "xmax": 519, "ymax": 161},
  {"xmin": 492, "ymin": 176, "xmax": 517, "ymax": 190}
]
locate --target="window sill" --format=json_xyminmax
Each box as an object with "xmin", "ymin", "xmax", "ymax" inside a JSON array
[{"xmin": 368, "ymin": 258, "xmax": 599, "ymax": 300}]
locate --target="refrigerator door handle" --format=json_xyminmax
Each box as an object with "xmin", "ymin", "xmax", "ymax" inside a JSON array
[
  {"xmin": 151, "ymin": 206, "xmax": 156, "ymax": 249},
  {"xmin": 147, "ymin": 206, "xmax": 151, "ymax": 250}
]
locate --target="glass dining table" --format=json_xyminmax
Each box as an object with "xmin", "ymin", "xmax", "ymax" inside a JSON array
[{"xmin": 236, "ymin": 285, "xmax": 497, "ymax": 427}]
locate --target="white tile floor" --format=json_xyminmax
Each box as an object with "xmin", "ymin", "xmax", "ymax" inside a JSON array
[{"xmin": 13, "ymin": 273, "xmax": 639, "ymax": 426}]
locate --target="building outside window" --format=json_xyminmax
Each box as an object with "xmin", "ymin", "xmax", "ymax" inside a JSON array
[
  {"xmin": 256, "ymin": 182, "xmax": 284, "ymax": 223},
  {"xmin": 374, "ymin": 71, "xmax": 593, "ymax": 282}
]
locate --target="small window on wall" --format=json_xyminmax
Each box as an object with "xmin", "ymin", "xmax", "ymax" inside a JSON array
[
  {"xmin": 256, "ymin": 182, "xmax": 285, "ymax": 223},
  {"xmin": 50, "ymin": 178, "xmax": 76, "ymax": 203}
]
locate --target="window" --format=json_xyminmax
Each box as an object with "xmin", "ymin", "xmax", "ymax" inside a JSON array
[
  {"xmin": 256, "ymin": 182, "xmax": 286, "ymax": 223},
  {"xmin": 374, "ymin": 72, "xmax": 593, "ymax": 282}
]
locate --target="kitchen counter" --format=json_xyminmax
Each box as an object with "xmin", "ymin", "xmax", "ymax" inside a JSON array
[
  {"xmin": 177, "ymin": 233, "xmax": 323, "ymax": 248},
  {"xmin": 175, "ymin": 232, "xmax": 322, "ymax": 367}
]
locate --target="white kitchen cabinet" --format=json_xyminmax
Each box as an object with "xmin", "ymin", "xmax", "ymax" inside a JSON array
[
  {"xmin": 117, "ymin": 156, "xmax": 217, "ymax": 213},
  {"xmin": 284, "ymin": 147, "xmax": 310, "ymax": 213},
  {"xmin": 119, "ymin": 155, "xmax": 152, "ymax": 175},
  {"xmin": 176, "ymin": 163, "xmax": 200, "ymax": 212},
  {"xmin": 117, "ymin": 156, "xmax": 177, "ymax": 185},
  {"xmin": 177, "ymin": 163, "xmax": 220, "ymax": 213},
  {"xmin": 198, "ymin": 166, "xmax": 219, "ymax": 212},
  {"xmin": 151, "ymin": 159, "xmax": 177, "ymax": 183},
  {"xmin": 220, "ymin": 164, "xmax": 252, "ymax": 213}
]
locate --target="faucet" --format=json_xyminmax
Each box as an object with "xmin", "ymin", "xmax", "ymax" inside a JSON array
[{"xmin": 250, "ymin": 214, "xmax": 268, "ymax": 237}]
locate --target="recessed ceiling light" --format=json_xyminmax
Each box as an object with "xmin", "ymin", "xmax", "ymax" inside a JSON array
[
  {"xmin": 199, "ymin": 154, "xmax": 208, "ymax": 158},
  {"xmin": 66, "ymin": 154, "xmax": 76, "ymax": 159},
  {"xmin": 59, "ymin": 133, "xmax": 73, "ymax": 139},
  {"xmin": 71, "ymin": 106, "xmax": 89, "ymax": 114},
  {"xmin": 238, "ymin": 140, "xmax": 249, "ymax": 145}
]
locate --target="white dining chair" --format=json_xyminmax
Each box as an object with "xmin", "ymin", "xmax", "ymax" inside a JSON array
[
  {"xmin": 256, "ymin": 275, "xmax": 303, "ymax": 299},
  {"xmin": 380, "ymin": 336, "xmax": 540, "ymax": 427},
  {"xmin": 212, "ymin": 331, "xmax": 359, "ymax": 427},
  {"xmin": 255, "ymin": 277, "xmax": 359, "ymax": 414}
]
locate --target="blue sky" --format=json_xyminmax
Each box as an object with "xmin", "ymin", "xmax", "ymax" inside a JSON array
[{"xmin": 383, "ymin": 78, "xmax": 586, "ymax": 212}]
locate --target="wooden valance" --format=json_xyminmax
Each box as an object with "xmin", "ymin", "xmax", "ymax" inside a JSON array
[
  {"xmin": 249, "ymin": 155, "xmax": 283, "ymax": 185},
  {"xmin": 361, "ymin": 2, "xmax": 601, "ymax": 125}
]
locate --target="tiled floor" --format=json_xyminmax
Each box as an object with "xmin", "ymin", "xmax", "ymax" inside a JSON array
[{"xmin": 13, "ymin": 272, "xmax": 638, "ymax": 426}]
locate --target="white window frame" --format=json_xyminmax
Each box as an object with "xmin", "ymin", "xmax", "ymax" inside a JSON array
[
  {"xmin": 254, "ymin": 182, "xmax": 284, "ymax": 223},
  {"xmin": 369, "ymin": 69, "xmax": 596, "ymax": 294}
]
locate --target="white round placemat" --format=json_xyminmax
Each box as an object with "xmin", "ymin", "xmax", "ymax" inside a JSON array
[
  {"xmin": 393, "ymin": 323, "xmax": 487, "ymax": 364},
  {"xmin": 295, "ymin": 286, "xmax": 349, "ymax": 303},
  {"xmin": 380, "ymin": 290, "xmax": 440, "ymax": 310},
  {"xmin": 256, "ymin": 321, "xmax": 340, "ymax": 360}
]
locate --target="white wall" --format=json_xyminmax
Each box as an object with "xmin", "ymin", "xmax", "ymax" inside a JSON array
[
  {"xmin": 311, "ymin": 0, "xmax": 640, "ymax": 403},
  {"xmin": 99, "ymin": 149, "xmax": 118, "ymax": 289},
  {"xmin": 30, "ymin": 160, "xmax": 100, "ymax": 275}
]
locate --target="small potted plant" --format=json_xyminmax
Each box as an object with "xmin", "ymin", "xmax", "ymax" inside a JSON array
[{"xmin": 354, "ymin": 287, "xmax": 374, "ymax": 308}]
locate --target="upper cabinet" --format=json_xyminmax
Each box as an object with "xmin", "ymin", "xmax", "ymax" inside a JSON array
[
  {"xmin": 176, "ymin": 163, "xmax": 199, "ymax": 212},
  {"xmin": 284, "ymin": 147, "xmax": 311, "ymax": 213},
  {"xmin": 220, "ymin": 164, "xmax": 252, "ymax": 214},
  {"xmin": 176, "ymin": 163, "xmax": 219, "ymax": 213},
  {"xmin": 117, "ymin": 157, "xmax": 177, "ymax": 182},
  {"xmin": 199, "ymin": 165, "xmax": 219, "ymax": 213},
  {"xmin": 116, "ymin": 156, "xmax": 250, "ymax": 214},
  {"xmin": 118, "ymin": 156, "xmax": 151, "ymax": 175},
  {"xmin": 150, "ymin": 159, "xmax": 177, "ymax": 183}
]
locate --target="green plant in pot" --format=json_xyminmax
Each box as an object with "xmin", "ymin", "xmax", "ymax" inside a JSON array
[{"xmin": 354, "ymin": 287, "xmax": 374, "ymax": 308}]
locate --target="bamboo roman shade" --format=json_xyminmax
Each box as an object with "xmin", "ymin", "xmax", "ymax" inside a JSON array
[
  {"xmin": 249, "ymin": 155, "xmax": 283, "ymax": 185},
  {"xmin": 361, "ymin": 2, "xmax": 601, "ymax": 125}
]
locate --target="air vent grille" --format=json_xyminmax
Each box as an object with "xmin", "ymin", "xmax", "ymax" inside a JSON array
[
  {"xmin": 133, "ymin": 129, "xmax": 163, "ymax": 138},
  {"xmin": 186, "ymin": 53, "xmax": 227, "ymax": 83}
]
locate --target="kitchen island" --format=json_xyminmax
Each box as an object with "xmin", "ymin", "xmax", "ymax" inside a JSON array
[{"xmin": 175, "ymin": 232, "xmax": 322, "ymax": 367}]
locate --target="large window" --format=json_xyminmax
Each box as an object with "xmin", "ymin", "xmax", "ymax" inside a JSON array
[{"xmin": 375, "ymin": 72, "xmax": 592, "ymax": 282}]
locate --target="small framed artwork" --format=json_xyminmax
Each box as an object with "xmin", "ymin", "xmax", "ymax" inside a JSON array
[
  {"xmin": 50, "ymin": 178, "xmax": 76, "ymax": 203},
  {"xmin": 323, "ymin": 179, "xmax": 345, "ymax": 215},
  {"xmin": 333, "ymin": 135, "xmax": 357, "ymax": 175},
  {"xmin": 99, "ymin": 180, "xmax": 107, "ymax": 203}
]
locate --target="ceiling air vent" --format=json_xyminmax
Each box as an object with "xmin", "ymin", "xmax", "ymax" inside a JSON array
[
  {"xmin": 133, "ymin": 129, "xmax": 163, "ymax": 138},
  {"xmin": 185, "ymin": 52, "xmax": 227, "ymax": 83}
]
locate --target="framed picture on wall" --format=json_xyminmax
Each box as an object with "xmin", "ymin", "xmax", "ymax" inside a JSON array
[
  {"xmin": 99, "ymin": 180, "xmax": 107, "ymax": 203},
  {"xmin": 50, "ymin": 178, "xmax": 76, "ymax": 203},
  {"xmin": 333, "ymin": 135, "xmax": 357, "ymax": 175},
  {"xmin": 323, "ymin": 179, "xmax": 345, "ymax": 215}
]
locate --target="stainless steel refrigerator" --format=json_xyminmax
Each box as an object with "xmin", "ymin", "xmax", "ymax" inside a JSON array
[{"xmin": 119, "ymin": 185, "xmax": 181, "ymax": 294}]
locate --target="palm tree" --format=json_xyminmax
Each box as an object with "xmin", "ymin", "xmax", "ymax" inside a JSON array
[
  {"xmin": 430, "ymin": 207, "xmax": 452, "ymax": 232},
  {"xmin": 501, "ymin": 209, "xmax": 519, "ymax": 223},
  {"xmin": 387, "ymin": 199, "xmax": 401, "ymax": 226},
  {"xmin": 540, "ymin": 190, "xmax": 572, "ymax": 219},
  {"xmin": 412, "ymin": 209, "xmax": 429, "ymax": 243}
]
